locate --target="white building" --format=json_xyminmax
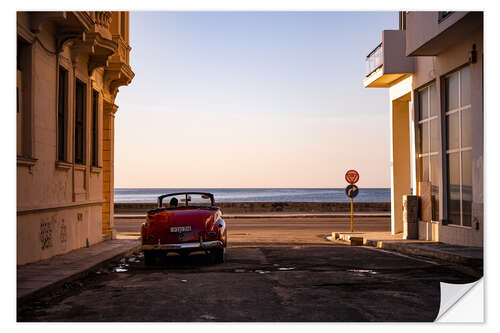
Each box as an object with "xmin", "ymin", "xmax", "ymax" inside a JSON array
[{"xmin": 363, "ymin": 12, "xmax": 483, "ymax": 246}]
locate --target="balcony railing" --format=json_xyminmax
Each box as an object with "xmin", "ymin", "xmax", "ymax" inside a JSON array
[
  {"xmin": 94, "ymin": 11, "xmax": 112, "ymax": 29},
  {"xmin": 365, "ymin": 42, "xmax": 383, "ymax": 77},
  {"xmin": 438, "ymin": 11, "xmax": 452, "ymax": 23}
]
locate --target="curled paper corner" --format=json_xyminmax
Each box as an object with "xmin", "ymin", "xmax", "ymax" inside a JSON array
[{"xmin": 436, "ymin": 278, "xmax": 483, "ymax": 322}]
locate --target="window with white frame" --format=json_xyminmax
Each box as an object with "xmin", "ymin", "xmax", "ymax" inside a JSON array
[
  {"xmin": 416, "ymin": 83, "xmax": 440, "ymax": 221},
  {"xmin": 445, "ymin": 66, "xmax": 472, "ymax": 227}
]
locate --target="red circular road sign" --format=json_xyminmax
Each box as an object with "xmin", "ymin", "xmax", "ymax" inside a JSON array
[{"xmin": 345, "ymin": 169, "xmax": 359, "ymax": 184}]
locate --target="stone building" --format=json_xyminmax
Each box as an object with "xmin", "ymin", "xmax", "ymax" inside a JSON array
[
  {"xmin": 363, "ymin": 12, "xmax": 483, "ymax": 246},
  {"xmin": 17, "ymin": 11, "xmax": 134, "ymax": 264}
]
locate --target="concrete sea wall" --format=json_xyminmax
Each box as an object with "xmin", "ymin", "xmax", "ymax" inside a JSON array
[{"xmin": 115, "ymin": 202, "xmax": 391, "ymax": 214}]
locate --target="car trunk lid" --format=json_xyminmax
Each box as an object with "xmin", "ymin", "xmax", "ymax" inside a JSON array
[{"xmin": 145, "ymin": 208, "xmax": 216, "ymax": 244}]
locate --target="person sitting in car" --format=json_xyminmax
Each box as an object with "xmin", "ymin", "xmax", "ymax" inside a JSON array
[{"xmin": 169, "ymin": 197, "xmax": 178, "ymax": 208}]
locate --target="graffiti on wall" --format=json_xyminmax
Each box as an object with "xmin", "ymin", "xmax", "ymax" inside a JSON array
[
  {"xmin": 40, "ymin": 216, "xmax": 55, "ymax": 250},
  {"xmin": 60, "ymin": 219, "xmax": 67, "ymax": 249},
  {"xmin": 40, "ymin": 216, "xmax": 70, "ymax": 250}
]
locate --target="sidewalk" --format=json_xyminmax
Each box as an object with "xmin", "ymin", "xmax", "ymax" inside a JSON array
[
  {"xmin": 17, "ymin": 239, "xmax": 140, "ymax": 304},
  {"xmin": 115, "ymin": 212, "xmax": 391, "ymax": 219},
  {"xmin": 329, "ymin": 231, "xmax": 483, "ymax": 267}
]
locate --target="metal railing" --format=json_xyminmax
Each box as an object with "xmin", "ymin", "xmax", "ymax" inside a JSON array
[
  {"xmin": 365, "ymin": 43, "xmax": 383, "ymax": 77},
  {"xmin": 438, "ymin": 11, "xmax": 452, "ymax": 22}
]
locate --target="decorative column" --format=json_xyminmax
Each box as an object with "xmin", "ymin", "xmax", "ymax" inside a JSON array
[
  {"xmin": 102, "ymin": 100, "xmax": 118, "ymax": 239},
  {"xmin": 101, "ymin": 11, "xmax": 134, "ymax": 240}
]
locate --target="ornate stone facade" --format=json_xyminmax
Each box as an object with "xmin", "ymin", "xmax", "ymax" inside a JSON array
[{"xmin": 17, "ymin": 12, "xmax": 134, "ymax": 264}]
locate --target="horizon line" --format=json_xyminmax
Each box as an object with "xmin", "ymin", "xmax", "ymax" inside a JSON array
[{"xmin": 114, "ymin": 186, "xmax": 391, "ymax": 189}]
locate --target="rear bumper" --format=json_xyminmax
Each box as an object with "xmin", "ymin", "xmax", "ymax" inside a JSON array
[{"xmin": 142, "ymin": 240, "xmax": 223, "ymax": 251}]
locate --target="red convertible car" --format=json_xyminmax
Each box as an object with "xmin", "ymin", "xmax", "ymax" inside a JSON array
[{"xmin": 141, "ymin": 192, "xmax": 227, "ymax": 265}]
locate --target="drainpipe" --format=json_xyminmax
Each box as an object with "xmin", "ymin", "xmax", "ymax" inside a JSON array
[{"xmin": 399, "ymin": 11, "xmax": 407, "ymax": 30}]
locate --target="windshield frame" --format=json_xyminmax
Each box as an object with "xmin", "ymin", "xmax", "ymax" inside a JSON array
[{"xmin": 157, "ymin": 192, "xmax": 215, "ymax": 208}]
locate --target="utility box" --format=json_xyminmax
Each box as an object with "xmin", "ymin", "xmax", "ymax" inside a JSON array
[{"xmin": 403, "ymin": 195, "xmax": 419, "ymax": 239}]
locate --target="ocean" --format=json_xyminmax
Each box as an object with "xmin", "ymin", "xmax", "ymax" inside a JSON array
[{"xmin": 114, "ymin": 188, "xmax": 390, "ymax": 203}]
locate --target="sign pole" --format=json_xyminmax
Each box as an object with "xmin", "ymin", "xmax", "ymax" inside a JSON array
[
  {"xmin": 345, "ymin": 169, "xmax": 359, "ymax": 234},
  {"xmin": 350, "ymin": 197, "xmax": 354, "ymax": 232}
]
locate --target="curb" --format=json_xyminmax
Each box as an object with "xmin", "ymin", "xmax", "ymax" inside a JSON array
[
  {"xmin": 330, "ymin": 233, "xmax": 483, "ymax": 267},
  {"xmin": 17, "ymin": 241, "xmax": 141, "ymax": 305},
  {"xmin": 331, "ymin": 232, "xmax": 365, "ymax": 246},
  {"xmin": 364, "ymin": 240, "xmax": 483, "ymax": 266}
]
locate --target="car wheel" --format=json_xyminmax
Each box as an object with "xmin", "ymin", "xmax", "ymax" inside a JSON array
[
  {"xmin": 144, "ymin": 250, "xmax": 157, "ymax": 266},
  {"xmin": 211, "ymin": 248, "xmax": 225, "ymax": 264}
]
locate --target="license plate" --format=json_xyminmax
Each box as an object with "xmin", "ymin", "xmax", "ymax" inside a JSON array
[{"xmin": 170, "ymin": 226, "xmax": 191, "ymax": 233}]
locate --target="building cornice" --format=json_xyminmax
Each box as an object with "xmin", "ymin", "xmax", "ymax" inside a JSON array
[
  {"xmin": 103, "ymin": 100, "xmax": 119, "ymax": 116},
  {"xmin": 28, "ymin": 11, "xmax": 67, "ymax": 34},
  {"xmin": 86, "ymin": 32, "xmax": 118, "ymax": 74},
  {"xmin": 17, "ymin": 200, "xmax": 106, "ymax": 216},
  {"xmin": 104, "ymin": 62, "xmax": 135, "ymax": 99},
  {"xmin": 71, "ymin": 11, "xmax": 94, "ymax": 32},
  {"xmin": 17, "ymin": 23, "xmax": 35, "ymax": 43},
  {"xmin": 67, "ymin": 31, "xmax": 118, "ymax": 75}
]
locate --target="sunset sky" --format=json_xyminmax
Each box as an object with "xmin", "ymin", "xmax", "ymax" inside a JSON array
[{"xmin": 114, "ymin": 11, "xmax": 399, "ymax": 188}]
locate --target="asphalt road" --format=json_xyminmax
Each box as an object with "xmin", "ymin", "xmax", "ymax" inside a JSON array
[
  {"xmin": 17, "ymin": 216, "xmax": 479, "ymax": 322},
  {"xmin": 114, "ymin": 216, "xmax": 392, "ymax": 244}
]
